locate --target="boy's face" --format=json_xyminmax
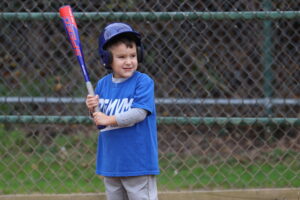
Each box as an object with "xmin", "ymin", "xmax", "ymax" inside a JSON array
[{"xmin": 110, "ymin": 42, "xmax": 138, "ymax": 79}]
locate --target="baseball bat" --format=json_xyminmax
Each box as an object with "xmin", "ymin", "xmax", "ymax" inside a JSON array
[{"xmin": 59, "ymin": 5, "xmax": 103, "ymax": 129}]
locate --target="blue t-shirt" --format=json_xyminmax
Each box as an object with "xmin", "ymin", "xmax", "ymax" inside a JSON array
[{"xmin": 94, "ymin": 71, "xmax": 160, "ymax": 177}]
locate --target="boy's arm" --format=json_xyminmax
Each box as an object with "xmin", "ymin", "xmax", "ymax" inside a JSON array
[{"xmin": 115, "ymin": 108, "xmax": 147, "ymax": 127}]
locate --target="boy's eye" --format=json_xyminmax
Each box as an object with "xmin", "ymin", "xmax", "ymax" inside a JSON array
[
  {"xmin": 116, "ymin": 54, "xmax": 136, "ymax": 59},
  {"xmin": 116, "ymin": 55, "xmax": 125, "ymax": 59}
]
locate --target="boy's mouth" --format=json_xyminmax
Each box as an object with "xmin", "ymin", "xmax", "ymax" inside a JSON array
[{"xmin": 123, "ymin": 67, "xmax": 133, "ymax": 71}]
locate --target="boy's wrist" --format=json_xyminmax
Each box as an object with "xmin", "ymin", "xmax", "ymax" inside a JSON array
[
  {"xmin": 105, "ymin": 115, "xmax": 117, "ymax": 126},
  {"xmin": 95, "ymin": 113, "xmax": 117, "ymax": 126}
]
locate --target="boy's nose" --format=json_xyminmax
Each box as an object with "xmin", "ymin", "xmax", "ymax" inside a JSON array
[{"xmin": 125, "ymin": 57, "xmax": 132, "ymax": 64}]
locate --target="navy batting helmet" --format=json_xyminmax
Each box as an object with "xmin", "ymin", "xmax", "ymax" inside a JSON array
[{"xmin": 98, "ymin": 22, "xmax": 144, "ymax": 69}]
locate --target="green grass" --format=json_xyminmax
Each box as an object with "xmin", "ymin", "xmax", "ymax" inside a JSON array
[
  {"xmin": 0, "ymin": 125, "xmax": 104, "ymax": 194},
  {"xmin": 0, "ymin": 124, "xmax": 299, "ymax": 194},
  {"xmin": 158, "ymin": 158, "xmax": 300, "ymax": 190}
]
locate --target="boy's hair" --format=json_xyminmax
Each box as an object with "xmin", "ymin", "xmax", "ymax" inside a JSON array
[{"xmin": 104, "ymin": 33, "xmax": 138, "ymax": 51}]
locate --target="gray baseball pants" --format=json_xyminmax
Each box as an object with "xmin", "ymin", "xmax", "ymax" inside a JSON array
[{"xmin": 104, "ymin": 175, "xmax": 158, "ymax": 200}]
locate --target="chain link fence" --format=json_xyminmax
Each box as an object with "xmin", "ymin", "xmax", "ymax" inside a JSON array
[{"xmin": 1, "ymin": 0, "xmax": 300, "ymax": 195}]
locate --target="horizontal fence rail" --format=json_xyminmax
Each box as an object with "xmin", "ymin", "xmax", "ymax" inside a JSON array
[
  {"xmin": 1, "ymin": 96, "xmax": 300, "ymax": 105},
  {"xmin": 1, "ymin": 115, "xmax": 300, "ymax": 126},
  {"xmin": 1, "ymin": 11, "xmax": 300, "ymax": 21}
]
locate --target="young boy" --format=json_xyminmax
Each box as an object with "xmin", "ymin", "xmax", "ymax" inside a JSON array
[{"xmin": 86, "ymin": 22, "xmax": 160, "ymax": 200}]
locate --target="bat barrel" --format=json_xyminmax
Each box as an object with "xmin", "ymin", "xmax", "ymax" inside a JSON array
[
  {"xmin": 59, "ymin": 5, "xmax": 91, "ymax": 83},
  {"xmin": 60, "ymin": 5, "xmax": 104, "ymax": 130}
]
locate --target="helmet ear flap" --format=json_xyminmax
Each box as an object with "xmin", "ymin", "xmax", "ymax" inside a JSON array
[
  {"xmin": 137, "ymin": 46, "xmax": 143, "ymax": 63},
  {"xmin": 100, "ymin": 50, "xmax": 113, "ymax": 69},
  {"xmin": 107, "ymin": 51, "xmax": 113, "ymax": 66}
]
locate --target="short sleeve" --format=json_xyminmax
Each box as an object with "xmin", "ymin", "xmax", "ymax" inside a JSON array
[{"xmin": 132, "ymin": 74, "xmax": 155, "ymax": 114}]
